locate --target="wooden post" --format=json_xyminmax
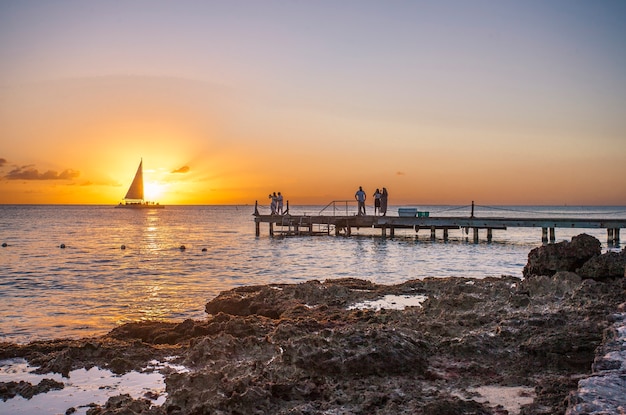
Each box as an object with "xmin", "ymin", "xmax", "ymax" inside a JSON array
[
  {"xmin": 615, "ymin": 228, "xmax": 621, "ymax": 244},
  {"xmin": 542, "ymin": 227, "xmax": 548, "ymax": 243},
  {"xmin": 381, "ymin": 226, "xmax": 387, "ymax": 237},
  {"xmin": 269, "ymin": 222, "xmax": 274, "ymax": 237},
  {"xmin": 390, "ymin": 227, "xmax": 395, "ymax": 237},
  {"xmin": 473, "ymin": 227, "xmax": 479, "ymax": 243},
  {"xmin": 255, "ymin": 220, "xmax": 260, "ymax": 236},
  {"xmin": 608, "ymin": 228, "xmax": 614, "ymax": 245},
  {"xmin": 549, "ymin": 227, "xmax": 555, "ymax": 242},
  {"xmin": 254, "ymin": 200, "xmax": 259, "ymax": 216},
  {"xmin": 443, "ymin": 228, "xmax": 448, "ymax": 241},
  {"xmin": 487, "ymin": 228, "xmax": 493, "ymax": 242},
  {"xmin": 431, "ymin": 226, "xmax": 436, "ymax": 240}
]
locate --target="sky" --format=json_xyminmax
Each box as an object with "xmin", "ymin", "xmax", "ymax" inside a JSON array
[{"xmin": 1, "ymin": 1, "xmax": 625, "ymax": 205}]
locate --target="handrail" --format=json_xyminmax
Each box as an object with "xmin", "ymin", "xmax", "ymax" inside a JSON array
[{"xmin": 318, "ymin": 200, "xmax": 357, "ymax": 216}]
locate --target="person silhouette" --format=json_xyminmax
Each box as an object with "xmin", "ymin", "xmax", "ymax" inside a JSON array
[
  {"xmin": 277, "ymin": 192, "xmax": 284, "ymax": 214},
  {"xmin": 269, "ymin": 193, "xmax": 277, "ymax": 215},
  {"xmin": 380, "ymin": 187, "xmax": 388, "ymax": 216},
  {"xmin": 373, "ymin": 188, "xmax": 381, "ymax": 215},
  {"xmin": 355, "ymin": 186, "xmax": 366, "ymax": 215}
]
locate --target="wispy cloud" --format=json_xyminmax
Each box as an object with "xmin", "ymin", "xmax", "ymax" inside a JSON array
[
  {"xmin": 396, "ymin": 171, "xmax": 406, "ymax": 176},
  {"xmin": 172, "ymin": 165, "xmax": 190, "ymax": 174},
  {"xmin": 0, "ymin": 158, "xmax": 7, "ymax": 167},
  {"xmin": 5, "ymin": 165, "xmax": 80, "ymax": 180}
]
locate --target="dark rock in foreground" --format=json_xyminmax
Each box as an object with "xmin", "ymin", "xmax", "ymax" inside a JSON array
[
  {"xmin": 523, "ymin": 233, "xmax": 602, "ymax": 278},
  {"xmin": 1, "ymin": 234, "xmax": 625, "ymax": 415},
  {"xmin": 565, "ymin": 303, "xmax": 626, "ymax": 415},
  {"xmin": 0, "ymin": 378, "xmax": 64, "ymax": 401}
]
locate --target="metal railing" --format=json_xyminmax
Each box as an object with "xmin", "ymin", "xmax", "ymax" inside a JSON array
[{"xmin": 318, "ymin": 200, "xmax": 358, "ymax": 216}]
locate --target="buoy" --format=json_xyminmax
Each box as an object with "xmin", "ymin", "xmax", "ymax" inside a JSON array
[
  {"xmin": 201, "ymin": 247, "xmax": 207, "ymax": 252},
  {"xmin": 179, "ymin": 245, "xmax": 186, "ymax": 250},
  {"xmin": 121, "ymin": 245, "xmax": 126, "ymax": 250},
  {"xmin": 1, "ymin": 242, "xmax": 7, "ymax": 247},
  {"xmin": 60, "ymin": 244, "xmax": 66, "ymax": 249}
]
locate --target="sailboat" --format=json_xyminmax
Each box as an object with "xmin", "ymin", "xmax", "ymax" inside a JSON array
[{"xmin": 116, "ymin": 159, "xmax": 164, "ymax": 209}]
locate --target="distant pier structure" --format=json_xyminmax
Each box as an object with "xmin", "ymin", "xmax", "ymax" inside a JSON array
[{"xmin": 253, "ymin": 201, "xmax": 625, "ymax": 245}]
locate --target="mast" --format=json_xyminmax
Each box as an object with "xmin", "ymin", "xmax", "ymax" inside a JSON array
[{"xmin": 124, "ymin": 159, "xmax": 144, "ymax": 202}]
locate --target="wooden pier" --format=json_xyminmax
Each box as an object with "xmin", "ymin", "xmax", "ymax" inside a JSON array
[{"xmin": 254, "ymin": 206, "xmax": 625, "ymax": 245}]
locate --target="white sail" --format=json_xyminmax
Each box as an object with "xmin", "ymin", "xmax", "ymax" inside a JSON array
[{"xmin": 124, "ymin": 160, "xmax": 144, "ymax": 201}]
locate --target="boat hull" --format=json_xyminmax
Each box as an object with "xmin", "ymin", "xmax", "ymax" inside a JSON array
[{"xmin": 115, "ymin": 203, "xmax": 165, "ymax": 209}]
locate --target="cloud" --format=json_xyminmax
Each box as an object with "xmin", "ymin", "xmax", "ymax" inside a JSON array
[
  {"xmin": 396, "ymin": 171, "xmax": 406, "ymax": 176},
  {"xmin": 0, "ymin": 158, "xmax": 6, "ymax": 167},
  {"xmin": 5, "ymin": 166, "xmax": 80, "ymax": 180},
  {"xmin": 172, "ymin": 165, "xmax": 190, "ymax": 174}
]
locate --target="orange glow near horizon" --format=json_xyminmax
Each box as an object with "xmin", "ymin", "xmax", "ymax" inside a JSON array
[
  {"xmin": 1, "ymin": 1, "xmax": 626, "ymax": 206},
  {"xmin": 1, "ymin": 149, "xmax": 626, "ymax": 206}
]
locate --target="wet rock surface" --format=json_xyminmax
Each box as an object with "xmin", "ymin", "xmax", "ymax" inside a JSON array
[
  {"xmin": 0, "ymin": 234, "xmax": 624, "ymax": 414},
  {"xmin": 565, "ymin": 303, "xmax": 626, "ymax": 415},
  {"xmin": 0, "ymin": 378, "xmax": 64, "ymax": 401},
  {"xmin": 523, "ymin": 233, "xmax": 602, "ymax": 278}
]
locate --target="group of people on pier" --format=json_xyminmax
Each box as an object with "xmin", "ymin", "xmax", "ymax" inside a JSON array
[
  {"xmin": 355, "ymin": 186, "xmax": 388, "ymax": 216},
  {"xmin": 269, "ymin": 192, "xmax": 284, "ymax": 215}
]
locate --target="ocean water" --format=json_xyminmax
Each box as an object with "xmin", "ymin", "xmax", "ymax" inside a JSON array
[{"xmin": 1, "ymin": 204, "xmax": 624, "ymax": 344}]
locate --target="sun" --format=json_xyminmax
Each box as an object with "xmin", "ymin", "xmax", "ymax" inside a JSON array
[{"xmin": 144, "ymin": 181, "xmax": 165, "ymax": 202}]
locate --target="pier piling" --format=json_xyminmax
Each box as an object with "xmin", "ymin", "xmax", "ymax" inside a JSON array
[
  {"xmin": 608, "ymin": 228, "xmax": 621, "ymax": 245},
  {"xmin": 254, "ymin": 210, "xmax": 625, "ymax": 244}
]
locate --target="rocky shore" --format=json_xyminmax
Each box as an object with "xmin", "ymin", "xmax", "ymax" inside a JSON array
[{"xmin": 1, "ymin": 234, "xmax": 624, "ymax": 415}]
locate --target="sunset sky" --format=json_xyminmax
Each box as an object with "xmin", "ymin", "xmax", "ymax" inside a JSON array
[{"xmin": 1, "ymin": 1, "xmax": 625, "ymax": 205}]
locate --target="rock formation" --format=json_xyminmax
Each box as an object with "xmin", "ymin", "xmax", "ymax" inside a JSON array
[
  {"xmin": 523, "ymin": 233, "xmax": 601, "ymax": 277},
  {"xmin": 1, "ymin": 234, "xmax": 624, "ymax": 415}
]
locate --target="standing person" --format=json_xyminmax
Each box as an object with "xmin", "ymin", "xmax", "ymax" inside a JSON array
[
  {"xmin": 277, "ymin": 192, "xmax": 284, "ymax": 215},
  {"xmin": 355, "ymin": 186, "xmax": 367, "ymax": 215},
  {"xmin": 380, "ymin": 188, "xmax": 388, "ymax": 216},
  {"xmin": 269, "ymin": 193, "xmax": 277, "ymax": 215},
  {"xmin": 373, "ymin": 189, "xmax": 381, "ymax": 216}
]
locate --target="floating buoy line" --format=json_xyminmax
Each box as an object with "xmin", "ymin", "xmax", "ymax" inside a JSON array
[{"xmin": 1, "ymin": 242, "xmax": 207, "ymax": 251}]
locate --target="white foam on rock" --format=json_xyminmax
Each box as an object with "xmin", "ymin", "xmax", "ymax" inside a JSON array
[
  {"xmin": 566, "ymin": 309, "xmax": 626, "ymax": 415},
  {"xmin": 347, "ymin": 294, "xmax": 427, "ymax": 311},
  {"xmin": 467, "ymin": 385, "xmax": 535, "ymax": 415},
  {"xmin": 0, "ymin": 357, "xmax": 185, "ymax": 415}
]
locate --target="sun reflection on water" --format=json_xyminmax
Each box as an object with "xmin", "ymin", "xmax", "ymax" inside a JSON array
[{"xmin": 2, "ymin": 205, "xmax": 623, "ymax": 343}]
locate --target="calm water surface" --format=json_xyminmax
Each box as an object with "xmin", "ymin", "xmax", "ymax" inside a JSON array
[{"xmin": 1, "ymin": 204, "xmax": 624, "ymax": 343}]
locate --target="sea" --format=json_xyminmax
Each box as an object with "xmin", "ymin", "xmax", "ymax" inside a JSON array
[{"xmin": 1, "ymin": 204, "xmax": 625, "ymax": 344}]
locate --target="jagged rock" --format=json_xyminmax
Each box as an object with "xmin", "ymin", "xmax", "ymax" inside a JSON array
[
  {"xmin": 566, "ymin": 306, "xmax": 626, "ymax": 415},
  {"xmin": 517, "ymin": 272, "xmax": 582, "ymax": 299},
  {"xmin": 420, "ymin": 396, "xmax": 493, "ymax": 415},
  {"xmin": 86, "ymin": 393, "xmax": 164, "ymax": 415},
  {"xmin": 2, "ymin": 241, "xmax": 625, "ymax": 415},
  {"xmin": 204, "ymin": 279, "xmax": 379, "ymax": 319},
  {"xmin": 576, "ymin": 250, "xmax": 626, "ymax": 280},
  {"xmin": 523, "ymin": 233, "xmax": 601, "ymax": 277},
  {"xmin": 283, "ymin": 326, "xmax": 429, "ymax": 377},
  {"xmin": 0, "ymin": 378, "xmax": 64, "ymax": 401},
  {"xmin": 107, "ymin": 320, "xmax": 212, "ymax": 344}
]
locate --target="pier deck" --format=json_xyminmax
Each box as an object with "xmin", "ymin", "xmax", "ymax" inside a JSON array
[{"xmin": 254, "ymin": 213, "xmax": 625, "ymax": 244}]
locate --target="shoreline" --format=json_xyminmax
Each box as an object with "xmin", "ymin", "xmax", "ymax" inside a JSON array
[{"xmin": 1, "ymin": 234, "xmax": 625, "ymax": 414}]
